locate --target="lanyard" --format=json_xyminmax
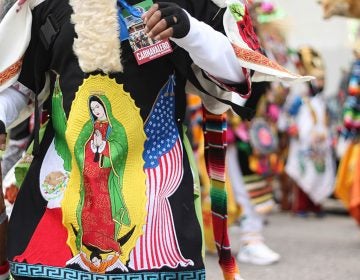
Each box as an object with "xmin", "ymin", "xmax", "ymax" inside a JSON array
[{"xmin": 117, "ymin": 0, "xmax": 143, "ymax": 41}]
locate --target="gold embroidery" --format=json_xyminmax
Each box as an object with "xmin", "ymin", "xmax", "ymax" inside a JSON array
[
  {"xmin": 232, "ymin": 45, "xmax": 300, "ymax": 76},
  {"xmin": 0, "ymin": 58, "xmax": 23, "ymax": 85}
]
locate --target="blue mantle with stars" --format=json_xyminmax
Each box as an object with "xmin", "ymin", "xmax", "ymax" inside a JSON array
[{"xmin": 143, "ymin": 75, "xmax": 179, "ymax": 169}]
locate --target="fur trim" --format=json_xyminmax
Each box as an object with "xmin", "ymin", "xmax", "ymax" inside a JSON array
[
  {"xmin": 69, "ymin": 0, "xmax": 123, "ymax": 73},
  {"xmin": 211, "ymin": 0, "xmax": 227, "ymax": 8}
]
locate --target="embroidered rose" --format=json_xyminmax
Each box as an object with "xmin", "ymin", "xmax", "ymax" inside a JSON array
[{"xmin": 236, "ymin": 7, "xmax": 261, "ymax": 51}]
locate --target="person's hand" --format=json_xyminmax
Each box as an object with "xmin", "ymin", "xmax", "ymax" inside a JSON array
[
  {"xmin": 142, "ymin": 2, "xmax": 190, "ymax": 40},
  {"xmin": 94, "ymin": 130, "xmax": 103, "ymax": 147}
]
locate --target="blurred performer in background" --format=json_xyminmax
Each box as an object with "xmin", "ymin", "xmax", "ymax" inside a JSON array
[
  {"xmin": 227, "ymin": 107, "xmax": 281, "ymax": 266},
  {"xmin": 335, "ymin": 39, "xmax": 360, "ymax": 226},
  {"xmin": 282, "ymin": 47, "xmax": 335, "ymax": 217}
]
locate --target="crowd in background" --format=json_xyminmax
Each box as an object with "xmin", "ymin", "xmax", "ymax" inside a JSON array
[{"xmin": 183, "ymin": 0, "xmax": 360, "ymax": 267}]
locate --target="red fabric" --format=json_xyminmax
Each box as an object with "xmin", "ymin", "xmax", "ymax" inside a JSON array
[
  {"xmin": 292, "ymin": 185, "xmax": 322, "ymax": 213},
  {"xmin": 0, "ymin": 261, "xmax": 9, "ymax": 275},
  {"xmin": 208, "ymin": 131, "xmax": 226, "ymax": 144},
  {"xmin": 14, "ymin": 208, "xmax": 72, "ymax": 267},
  {"xmin": 82, "ymin": 121, "xmax": 119, "ymax": 252},
  {"xmin": 236, "ymin": 6, "xmax": 260, "ymax": 51}
]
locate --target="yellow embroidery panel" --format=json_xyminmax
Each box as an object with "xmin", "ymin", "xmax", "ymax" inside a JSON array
[{"xmin": 61, "ymin": 75, "xmax": 147, "ymax": 264}]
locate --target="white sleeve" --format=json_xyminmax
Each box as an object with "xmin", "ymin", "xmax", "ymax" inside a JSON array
[
  {"xmin": 171, "ymin": 11, "xmax": 245, "ymax": 84},
  {"xmin": 0, "ymin": 86, "xmax": 29, "ymax": 129}
]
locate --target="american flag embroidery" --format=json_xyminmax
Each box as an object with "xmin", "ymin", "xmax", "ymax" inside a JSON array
[{"xmin": 129, "ymin": 76, "xmax": 194, "ymax": 270}]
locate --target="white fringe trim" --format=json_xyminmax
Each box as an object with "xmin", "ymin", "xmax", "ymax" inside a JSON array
[{"xmin": 69, "ymin": 0, "xmax": 123, "ymax": 73}]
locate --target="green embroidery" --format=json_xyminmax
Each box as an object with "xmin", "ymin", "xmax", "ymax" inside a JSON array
[
  {"xmin": 229, "ymin": 3, "xmax": 245, "ymax": 22},
  {"xmin": 52, "ymin": 78, "xmax": 72, "ymax": 172}
]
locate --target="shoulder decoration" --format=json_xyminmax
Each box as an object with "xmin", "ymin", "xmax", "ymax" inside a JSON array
[
  {"xmin": 223, "ymin": 0, "xmax": 313, "ymax": 84},
  {"xmin": 0, "ymin": 0, "xmax": 45, "ymax": 91}
]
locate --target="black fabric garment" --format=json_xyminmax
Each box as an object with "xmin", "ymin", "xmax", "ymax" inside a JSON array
[
  {"xmin": 0, "ymin": 120, "xmax": 5, "ymax": 135},
  {"xmin": 244, "ymin": 81, "xmax": 270, "ymax": 110},
  {"xmin": 237, "ymin": 81, "xmax": 270, "ymax": 175},
  {"xmin": 7, "ymin": 0, "xmax": 247, "ymax": 278},
  {"xmin": 9, "ymin": 119, "xmax": 30, "ymax": 140}
]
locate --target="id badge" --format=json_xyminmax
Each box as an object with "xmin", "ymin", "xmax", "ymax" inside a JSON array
[{"xmin": 122, "ymin": 0, "xmax": 173, "ymax": 65}]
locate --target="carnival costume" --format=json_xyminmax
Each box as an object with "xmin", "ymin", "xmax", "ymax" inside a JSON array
[
  {"xmin": 335, "ymin": 50, "xmax": 360, "ymax": 225},
  {"xmin": 0, "ymin": 0, "xmax": 310, "ymax": 279},
  {"xmin": 282, "ymin": 47, "xmax": 335, "ymax": 215}
]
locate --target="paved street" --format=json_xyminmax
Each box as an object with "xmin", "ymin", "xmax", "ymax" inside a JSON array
[{"xmin": 205, "ymin": 201, "xmax": 360, "ymax": 280}]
